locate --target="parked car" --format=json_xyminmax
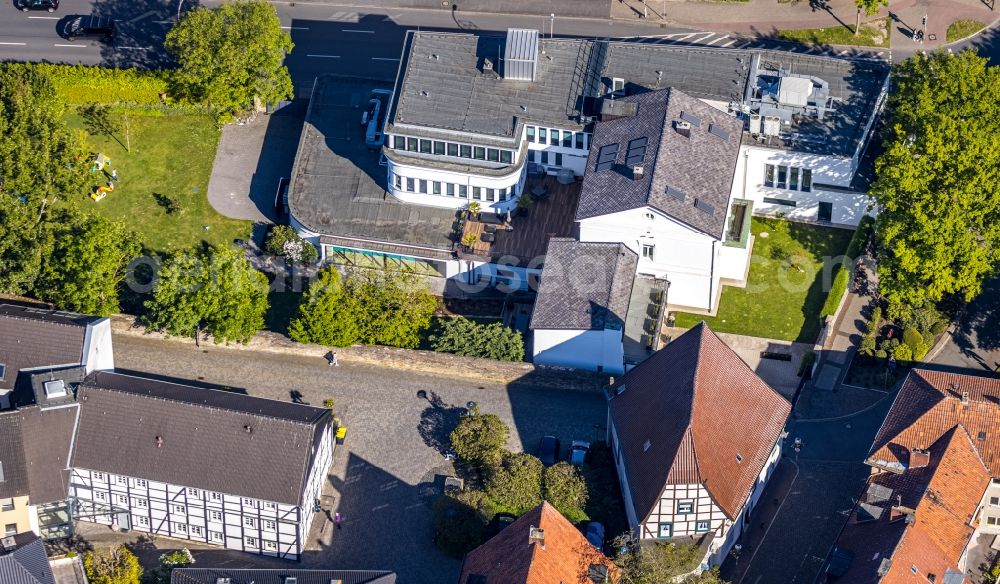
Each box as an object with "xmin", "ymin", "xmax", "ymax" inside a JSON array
[
  {"xmin": 585, "ymin": 521, "xmax": 605, "ymax": 550},
  {"xmin": 62, "ymin": 15, "xmax": 114, "ymax": 42},
  {"xmin": 16, "ymin": 0, "xmax": 58, "ymax": 12},
  {"xmin": 569, "ymin": 440, "xmax": 591, "ymax": 465},
  {"xmin": 538, "ymin": 435, "xmax": 561, "ymax": 466}
]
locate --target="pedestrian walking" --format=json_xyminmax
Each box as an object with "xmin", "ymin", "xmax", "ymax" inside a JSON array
[
  {"xmin": 332, "ymin": 352, "xmax": 339, "ymax": 367},
  {"xmin": 334, "ymin": 512, "xmax": 342, "ymax": 529},
  {"xmin": 111, "ymin": 169, "xmax": 118, "ymax": 181}
]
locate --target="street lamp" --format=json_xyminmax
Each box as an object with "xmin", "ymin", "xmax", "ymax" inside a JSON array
[{"xmin": 549, "ymin": 13, "xmax": 555, "ymax": 38}]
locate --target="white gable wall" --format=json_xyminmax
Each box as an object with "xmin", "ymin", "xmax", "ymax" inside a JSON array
[
  {"xmin": 533, "ymin": 328, "xmax": 625, "ymax": 374},
  {"xmin": 82, "ymin": 318, "xmax": 115, "ymax": 373}
]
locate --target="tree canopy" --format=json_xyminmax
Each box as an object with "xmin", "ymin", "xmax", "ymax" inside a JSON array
[
  {"xmin": 449, "ymin": 406, "xmax": 510, "ymax": 467},
  {"xmin": 614, "ymin": 538, "xmax": 728, "ymax": 584},
  {"xmin": 870, "ymin": 50, "xmax": 1000, "ymax": 316},
  {"xmin": 165, "ymin": 0, "xmax": 293, "ymax": 118},
  {"xmin": 288, "ymin": 267, "xmax": 359, "ymax": 346},
  {"xmin": 542, "ymin": 462, "xmax": 589, "ymax": 523},
  {"xmin": 430, "ymin": 317, "xmax": 526, "ymax": 361},
  {"xmin": 83, "ymin": 545, "xmax": 142, "ymax": 584},
  {"xmin": 144, "ymin": 245, "xmax": 269, "ymax": 344},
  {"xmin": 485, "ymin": 452, "xmax": 544, "ymax": 516}
]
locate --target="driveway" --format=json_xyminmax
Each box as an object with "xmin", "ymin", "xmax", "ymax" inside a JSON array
[
  {"xmin": 932, "ymin": 277, "xmax": 1000, "ymax": 374},
  {"xmin": 107, "ymin": 334, "xmax": 609, "ymax": 583},
  {"xmin": 207, "ymin": 100, "xmax": 307, "ymax": 223}
]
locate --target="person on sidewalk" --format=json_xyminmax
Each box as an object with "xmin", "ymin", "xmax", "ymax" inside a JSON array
[{"xmin": 334, "ymin": 512, "xmax": 342, "ymax": 529}]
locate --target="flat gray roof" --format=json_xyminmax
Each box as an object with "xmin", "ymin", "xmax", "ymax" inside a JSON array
[
  {"xmin": 389, "ymin": 31, "xmax": 888, "ymax": 157},
  {"xmin": 288, "ymin": 76, "xmax": 458, "ymax": 254}
]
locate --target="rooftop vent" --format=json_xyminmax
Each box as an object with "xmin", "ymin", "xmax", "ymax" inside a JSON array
[
  {"xmin": 961, "ymin": 391, "xmax": 970, "ymax": 405},
  {"xmin": 482, "ymin": 57, "xmax": 494, "ymax": 73},
  {"xmin": 777, "ymin": 76, "xmax": 813, "ymax": 107},
  {"xmin": 244, "ymin": 425, "xmax": 253, "ymax": 434},
  {"xmin": 877, "ymin": 558, "xmax": 892, "ymax": 577},
  {"xmin": 674, "ymin": 120, "xmax": 691, "ymax": 138},
  {"xmin": 735, "ymin": 453, "xmax": 743, "ymax": 463},
  {"xmin": 1, "ymin": 536, "xmax": 15, "ymax": 551},
  {"xmin": 529, "ymin": 526, "xmax": 545, "ymax": 546},
  {"xmin": 503, "ymin": 28, "xmax": 539, "ymax": 82},
  {"xmin": 749, "ymin": 114, "xmax": 762, "ymax": 134},
  {"xmin": 909, "ymin": 448, "xmax": 930, "ymax": 469},
  {"xmin": 43, "ymin": 379, "xmax": 66, "ymax": 399},
  {"xmin": 632, "ymin": 166, "xmax": 644, "ymax": 179}
]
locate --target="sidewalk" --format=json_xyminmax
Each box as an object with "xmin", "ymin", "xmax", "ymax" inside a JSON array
[{"xmin": 612, "ymin": 0, "xmax": 999, "ymax": 50}]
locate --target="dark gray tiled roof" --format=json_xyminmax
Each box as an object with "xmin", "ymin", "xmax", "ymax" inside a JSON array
[
  {"xmin": 171, "ymin": 569, "xmax": 396, "ymax": 584},
  {"xmin": 0, "ymin": 402, "xmax": 77, "ymax": 504},
  {"xmin": 288, "ymin": 75, "xmax": 459, "ymax": 251},
  {"xmin": 72, "ymin": 372, "xmax": 331, "ymax": 505},
  {"xmin": 0, "ymin": 532, "xmax": 56, "ymax": 584},
  {"xmin": 0, "ymin": 412, "xmax": 29, "ymax": 499},
  {"xmin": 0, "ymin": 304, "xmax": 92, "ymax": 391},
  {"xmin": 575, "ymin": 88, "xmax": 743, "ymax": 238},
  {"xmin": 529, "ymin": 238, "xmax": 637, "ymax": 331}
]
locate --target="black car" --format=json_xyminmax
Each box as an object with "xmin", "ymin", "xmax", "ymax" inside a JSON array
[
  {"xmin": 16, "ymin": 0, "xmax": 58, "ymax": 12},
  {"xmin": 62, "ymin": 15, "xmax": 114, "ymax": 42},
  {"xmin": 538, "ymin": 435, "xmax": 561, "ymax": 466}
]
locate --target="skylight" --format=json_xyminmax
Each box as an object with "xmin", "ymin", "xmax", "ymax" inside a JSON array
[
  {"xmin": 665, "ymin": 185, "xmax": 686, "ymax": 202},
  {"xmin": 679, "ymin": 111, "xmax": 701, "ymax": 127},
  {"xmin": 708, "ymin": 124, "xmax": 730, "ymax": 140},
  {"xmin": 595, "ymin": 143, "xmax": 620, "ymax": 172},
  {"xmin": 625, "ymin": 137, "xmax": 648, "ymax": 166}
]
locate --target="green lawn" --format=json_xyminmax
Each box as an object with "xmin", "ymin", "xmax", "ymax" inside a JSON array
[
  {"xmin": 946, "ymin": 19, "xmax": 986, "ymax": 42},
  {"xmin": 674, "ymin": 217, "xmax": 853, "ymax": 343},
  {"xmin": 779, "ymin": 17, "xmax": 890, "ymax": 48},
  {"xmin": 61, "ymin": 111, "xmax": 252, "ymax": 254}
]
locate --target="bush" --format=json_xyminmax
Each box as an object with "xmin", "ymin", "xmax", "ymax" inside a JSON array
[
  {"xmin": 288, "ymin": 267, "xmax": 359, "ymax": 347},
  {"xmin": 485, "ymin": 452, "xmax": 544, "ymax": 516},
  {"xmin": 430, "ymin": 317, "xmax": 525, "ymax": 362},
  {"xmin": 867, "ymin": 306, "xmax": 882, "ymax": 336},
  {"xmin": 449, "ymin": 407, "xmax": 510, "ymax": 468},
  {"xmin": 892, "ymin": 343, "xmax": 912, "ymax": 362},
  {"xmin": 432, "ymin": 492, "xmax": 488, "ymax": 558},
  {"xmin": 875, "ymin": 349, "xmax": 888, "ymax": 360},
  {"xmin": 930, "ymin": 320, "xmax": 949, "ymax": 336},
  {"xmin": 798, "ymin": 350, "xmax": 817, "ymax": 376},
  {"xmin": 543, "ymin": 462, "xmax": 589, "ymax": 523},
  {"xmin": 859, "ymin": 335, "xmax": 877, "ymax": 357},
  {"xmin": 265, "ymin": 225, "xmax": 318, "ymax": 265},
  {"xmin": 820, "ymin": 215, "xmax": 875, "ymax": 317}
]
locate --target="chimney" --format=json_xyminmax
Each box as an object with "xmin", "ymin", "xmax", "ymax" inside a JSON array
[
  {"xmin": 674, "ymin": 120, "xmax": 691, "ymax": 138},
  {"xmin": 961, "ymin": 391, "xmax": 970, "ymax": 406},
  {"xmin": 909, "ymin": 448, "xmax": 930, "ymax": 469},
  {"xmin": 482, "ymin": 57, "xmax": 494, "ymax": 76},
  {"xmin": 633, "ymin": 166, "xmax": 644, "ymax": 180},
  {"xmin": 529, "ymin": 526, "xmax": 545, "ymax": 547}
]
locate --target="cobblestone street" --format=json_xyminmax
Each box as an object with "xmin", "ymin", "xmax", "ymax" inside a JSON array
[{"xmin": 105, "ymin": 333, "xmax": 610, "ymax": 582}]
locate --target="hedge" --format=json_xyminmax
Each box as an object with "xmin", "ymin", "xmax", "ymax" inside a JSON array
[
  {"xmin": 0, "ymin": 63, "xmax": 169, "ymax": 105},
  {"xmin": 819, "ymin": 215, "xmax": 876, "ymax": 318}
]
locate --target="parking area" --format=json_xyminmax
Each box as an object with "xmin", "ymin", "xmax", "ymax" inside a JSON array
[{"xmin": 94, "ymin": 334, "xmax": 610, "ymax": 582}]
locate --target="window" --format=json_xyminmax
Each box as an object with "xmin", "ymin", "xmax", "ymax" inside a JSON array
[
  {"xmin": 117, "ymin": 494, "xmax": 128, "ymax": 505},
  {"xmin": 190, "ymin": 525, "xmax": 202, "ymax": 536},
  {"xmin": 245, "ymin": 517, "xmax": 256, "ymax": 528},
  {"xmin": 486, "ymin": 188, "xmax": 495, "ymax": 202},
  {"xmin": 526, "ymin": 126, "xmax": 535, "ymax": 143},
  {"xmin": 554, "ymin": 153, "xmax": 563, "ymax": 166},
  {"xmin": 392, "ymin": 135, "xmax": 404, "ymax": 150},
  {"xmin": 418, "ymin": 179, "xmax": 427, "ymax": 194},
  {"xmin": 446, "ymin": 183, "xmax": 455, "ymax": 197},
  {"xmin": 245, "ymin": 537, "xmax": 257, "ymax": 547},
  {"xmin": 459, "ymin": 185, "xmax": 467, "ymax": 198},
  {"xmin": 137, "ymin": 516, "xmax": 149, "ymax": 526},
  {"xmin": 211, "ymin": 531, "xmax": 224, "ymax": 542},
  {"xmin": 541, "ymin": 151, "xmax": 549, "ymax": 165},
  {"xmin": 460, "ymin": 145, "xmax": 472, "ymax": 158},
  {"xmin": 500, "ymin": 150, "xmax": 512, "ymax": 164},
  {"xmin": 187, "ymin": 488, "xmax": 199, "ymax": 498},
  {"xmin": 447, "ymin": 143, "xmax": 459, "ymax": 157},
  {"xmin": 801, "ymin": 168, "xmax": 812, "ymax": 192},
  {"xmin": 1, "ymin": 499, "xmax": 13, "ymax": 512},
  {"xmin": 575, "ymin": 133, "xmax": 585, "ymax": 150},
  {"xmin": 612, "ymin": 78, "xmax": 625, "ymax": 94},
  {"xmin": 116, "ymin": 475, "xmax": 127, "ymax": 485},
  {"xmin": 911, "ymin": 565, "xmax": 918, "ymax": 574},
  {"xmin": 174, "ymin": 522, "xmax": 187, "ymax": 533},
  {"xmin": 776, "ymin": 166, "xmax": 788, "ymax": 189},
  {"xmin": 95, "ymin": 491, "xmax": 107, "ymax": 502},
  {"xmin": 641, "ymin": 244, "xmax": 655, "ymax": 260},
  {"xmin": 499, "ymin": 187, "xmax": 508, "ymax": 202},
  {"xmin": 0, "ymin": 364, "xmax": 4, "ymax": 381},
  {"xmin": 133, "ymin": 497, "xmax": 148, "ymax": 508},
  {"xmin": 419, "ymin": 139, "xmax": 431, "ymax": 154},
  {"xmin": 472, "ymin": 187, "xmax": 482, "ymax": 200},
  {"xmin": 764, "ymin": 164, "xmax": 775, "ymax": 187},
  {"xmin": 550, "ymin": 130, "xmax": 559, "ymax": 145},
  {"xmin": 5, "ymin": 523, "xmax": 17, "ymax": 536},
  {"xmin": 487, "ymin": 148, "xmax": 499, "ymax": 162},
  {"xmin": 433, "ymin": 181, "xmax": 441, "ymax": 195},
  {"xmin": 763, "ymin": 197, "xmax": 797, "ymax": 207},
  {"xmin": 135, "ymin": 479, "xmax": 147, "ymax": 488},
  {"xmin": 433, "ymin": 141, "xmax": 445, "ymax": 155},
  {"xmin": 174, "ymin": 504, "xmax": 186, "ymax": 514},
  {"xmin": 210, "ymin": 511, "xmax": 222, "ymax": 521},
  {"xmin": 789, "ymin": 167, "xmax": 799, "ymax": 190},
  {"xmin": 93, "ymin": 472, "xmax": 104, "ymax": 482},
  {"xmin": 676, "ymin": 500, "xmax": 694, "ymax": 514},
  {"xmin": 406, "ymin": 178, "xmax": 415, "ymax": 192},
  {"xmin": 989, "ymin": 516, "xmax": 999, "ymax": 526},
  {"xmin": 394, "ymin": 174, "xmax": 401, "ymax": 189},
  {"xmin": 406, "ymin": 138, "xmax": 418, "ymax": 152},
  {"xmin": 657, "ymin": 523, "xmax": 672, "ymax": 538},
  {"xmin": 473, "ymin": 147, "xmax": 486, "ymax": 160},
  {"xmin": 538, "ymin": 128, "xmax": 547, "ymax": 143},
  {"xmin": 264, "ymin": 520, "xmax": 276, "ymax": 530},
  {"xmin": 991, "ymin": 496, "xmax": 999, "ymax": 507},
  {"xmin": 265, "ymin": 540, "xmax": 277, "ymax": 550},
  {"xmin": 210, "ymin": 492, "xmax": 222, "ymax": 502},
  {"xmin": 695, "ymin": 520, "xmax": 710, "ymax": 532},
  {"xmin": 243, "ymin": 498, "xmax": 256, "ymax": 507},
  {"xmin": 563, "ymin": 132, "xmax": 573, "ymax": 148},
  {"xmin": 529, "ymin": 150, "xmax": 537, "ymax": 163}
]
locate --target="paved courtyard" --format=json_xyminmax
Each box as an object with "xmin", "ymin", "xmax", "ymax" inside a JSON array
[
  {"xmin": 932, "ymin": 276, "xmax": 1000, "ymax": 374},
  {"xmin": 99, "ymin": 333, "xmax": 609, "ymax": 582}
]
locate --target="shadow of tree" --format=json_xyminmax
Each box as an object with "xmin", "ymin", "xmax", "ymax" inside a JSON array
[{"xmin": 416, "ymin": 391, "xmax": 467, "ymax": 457}]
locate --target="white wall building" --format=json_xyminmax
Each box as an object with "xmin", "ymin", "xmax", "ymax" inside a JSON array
[{"xmin": 607, "ymin": 323, "xmax": 790, "ymax": 569}]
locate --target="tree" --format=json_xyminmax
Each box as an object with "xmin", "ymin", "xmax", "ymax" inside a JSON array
[
  {"xmin": 265, "ymin": 225, "xmax": 318, "ymax": 264},
  {"xmin": 449, "ymin": 406, "xmax": 510, "ymax": 467},
  {"xmin": 0, "ymin": 65, "xmax": 89, "ymax": 219},
  {"xmin": 870, "ymin": 51, "xmax": 1000, "ymax": 316},
  {"xmin": 432, "ymin": 491, "xmax": 488, "ymax": 558},
  {"xmin": 144, "ymin": 245, "xmax": 269, "ymax": 344},
  {"xmin": 347, "ymin": 268, "xmax": 437, "ymax": 348},
  {"xmin": 35, "ymin": 211, "xmax": 140, "ymax": 316},
  {"xmin": 614, "ymin": 537, "xmax": 724, "ymax": 584},
  {"xmin": 430, "ymin": 317, "xmax": 526, "ymax": 362},
  {"xmin": 288, "ymin": 267, "xmax": 360, "ymax": 346},
  {"xmin": 855, "ymin": 0, "xmax": 888, "ymax": 35},
  {"xmin": 83, "ymin": 545, "xmax": 142, "ymax": 584},
  {"xmin": 543, "ymin": 462, "xmax": 589, "ymax": 523},
  {"xmin": 0, "ymin": 195, "xmax": 55, "ymax": 295},
  {"xmin": 485, "ymin": 452, "xmax": 544, "ymax": 516},
  {"xmin": 144, "ymin": 548, "xmax": 194, "ymax": 584},
  {"xmin": 165, "ymin": 0, "xmax": 293, "ymax": 119}
]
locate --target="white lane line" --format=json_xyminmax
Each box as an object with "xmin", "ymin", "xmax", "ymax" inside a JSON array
[
  {"xmin": 705, "ymin": 35, "xmax": 729, "ymax": 46},
  {"xmin": 0, "ymin": 42, "xmax": 27, "ymax": 45},
  {"xmin": 281, "ymin": 26, "xmax": 309, "ymax": 30},
  {"xmin": 54, "ymin": 43, "xmax": 88, "ymax": 48},
  {"xmin": 27, "ymin": 15, "xmax": 59, "ymax": 19},
  {"xmin": 721, "ymin": 39, "xmax": 737, "ymax": 47},
  {"xmin": 153, "ymin": 20, "xmax": 175, "ymax": 24},
  {"xmin": 306, "ymin": 54, "xmax": 340, "ymax": 58},
  {"xmin": 118, "ymin": 46, "xmax": 151, "ymax": 50},
  {"xmin": 372, "ymin": 57, "xmax": 399, "ymax": 61},
  {"xmin": 342, "ymin": 29, "xmax": 375, "ymax": 33},
  {"xmin": 673, "ymin": 32, "xmax": 696, "ymax": 42}
]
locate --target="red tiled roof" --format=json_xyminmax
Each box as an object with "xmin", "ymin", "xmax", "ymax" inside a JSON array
[
  {"xmin": 457, "ymin": 502, "xmax": 619, "ymax": 584},
  {"xmin": 867, "ymin": 369, "xmax": 1000, "ymax": 475},
  {"xmin": 608, "ymin": 323, "xmax": 791, "ymax": 521},
  {"xmin": 834, "ymin": 426, "xmax": 988, "ymax": 584}
]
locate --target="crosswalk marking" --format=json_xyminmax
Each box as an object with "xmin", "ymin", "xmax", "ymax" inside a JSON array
[{"xmin": 705, "ymin": 35, "xmax": 729, "ymax": 46}]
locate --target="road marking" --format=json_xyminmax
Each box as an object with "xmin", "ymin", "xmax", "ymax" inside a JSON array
[
  {"xmin": 127, "ymin": 9, "xmax": 158, "ymax": 23},
  {"xmin": 673, "ymin": 32, "xmax": 696, "ymax": 42},
  {"xmin": 372, "ymin": 57, "xmax": 399, "ymax": 61},
  {"xmin": 342, "ymin": 29, "xmax": 374, "ymax": 33},
  {"xmin": 0, "ymin": 41, "xmax": 27, "ymax": 45},
  {"xmin": 721, "ymin": 39, "xmax": 737, "ymax": 47},
  {"xmin": 705, "ymin": 35, "xmax": 729, "ymax": 46},
  {"xmin": 117, "ymin": 46, "xmax": 151, "ymax": 50},
  {"xmin": 153, "ymin": 20, "xmax": 175, "ymax": 24},
  {"xmin": 27, "ymin": 15, "xmax": 59, "ymax": 19},
  {"xmin": 306, "ymin": 54, "xmax": 340, "ymax": 58},
  {"xmin": 280, "ymin": 26, "xmax": 309, "ymax": 30},
  {"xmin": 689, "ymin": 32, "xmax": 715, "ymax": 43},
  {"xmin": 54, "ymin": 43, "xmax": 87, "ymax": 48}
]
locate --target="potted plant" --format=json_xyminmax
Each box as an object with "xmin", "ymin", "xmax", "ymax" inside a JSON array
[
  {"xmin": 461, "ymin": 232, "xmax": 478, "ymax": 251},
  {"xmin": 515, "ymin": 194, "xmax": 533, "ymax": 218},
  {"xmin": 467, "ymin": 201, "xmax": 481, "ymax": 219}
]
